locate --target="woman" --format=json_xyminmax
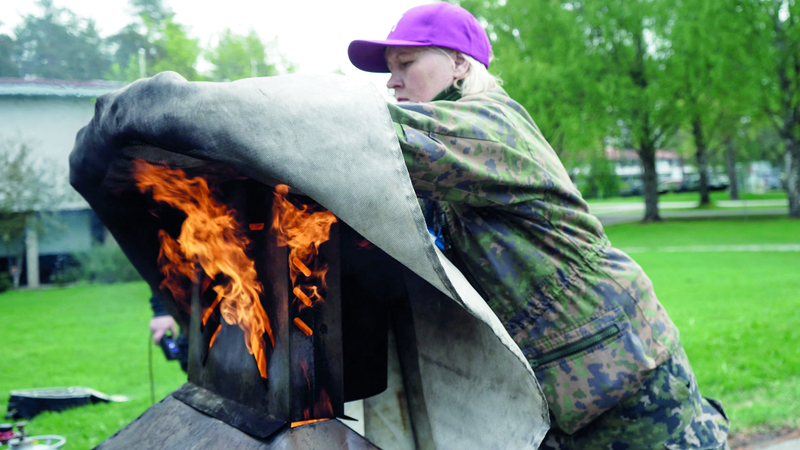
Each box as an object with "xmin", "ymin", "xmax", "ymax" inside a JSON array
[{"xmin": 348, "ymin": 3, "xmax": 729, "ymax": 449}]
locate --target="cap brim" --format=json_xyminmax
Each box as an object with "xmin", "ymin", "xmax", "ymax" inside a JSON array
[{"xmin": 348, "ymin": 39, "xmax": 428, "ymax": 73}]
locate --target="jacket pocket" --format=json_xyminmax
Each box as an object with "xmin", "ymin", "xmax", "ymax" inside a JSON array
[
  {"xmin": 533, "ymin": 311, "xmax": 666, "ymax": 434},
  {"xmin": 529, "ymin": 324, "xmax": 620, "ymax": 370}
]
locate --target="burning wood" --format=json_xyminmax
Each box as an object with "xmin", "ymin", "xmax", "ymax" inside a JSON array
[
  {"xmin": 293, "ymin": 286, "xmax": 314, "ymax": 308},
  {"xmin": 209, "ymin": 324, "xmax": 222, "ymax": 349},
  {"xmin": 270, "ymin": 184, "xmax": 337, "ymax": 290},
  {"xmin": 289, "ymin": 419, "xmax": 330, "ymax": 428},
  {"xmin": 133, "ymin": 160, "xmax": 274, "ymax": 379},
  {"xmin": 202, "ymin": 290, "xmax": 223, "ymax": 326},
  {"xmin": 293, "ymin": 318, "xmax": 313, "ymax": 336},
  {"xmin": 293, "ymin": 257, "xmax": 312, "ymax": 277}
]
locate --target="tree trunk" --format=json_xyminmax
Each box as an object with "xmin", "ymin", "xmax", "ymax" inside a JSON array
[
  {"xmin": 724, "ymin": 135, "xmax": 739, "ymax": 200},
  {"xmin": 639, "ymin": 143, "xmax": 661, "ymax": 222},
  {"xmin": 692, "ymin": 118, "xmax": 710, "ymax": 205},
  {"xmin": 25, "ymin": 223, "xmax": 39, "ymax": 288},
  {"xmin": 786, "ymin": 139, "xmax": 800, "ymax": 218}
]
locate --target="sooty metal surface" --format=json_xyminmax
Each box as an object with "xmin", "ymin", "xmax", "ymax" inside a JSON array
[
  {"xmin": 180, "ymin": 180, "xmax": 345, "ymax": 430},
  {"xmin": 96, "ymin": 392, "xmax": 378, "ymax": 450},
  {"xmin": 91, "ymin": 164, "xmax": 394, "ymax": 446}
]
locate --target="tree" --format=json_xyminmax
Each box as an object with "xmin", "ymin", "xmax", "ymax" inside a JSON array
[
  {"xmin": 206, "ymin": 29, "xmax": 278, "ymax": 81},
  {"xmin": 0, "ymin": 24, "xmax": 17, "ymax": 77},
  {"xmin": 460, "ymin": 0, "xmax": 609, "ymax": 168},
  {"xmin": 580, "ymin": 1, "xmax": 686, "ymax": 221},
  {"xmin": 465, "ymin": 0, "xmax": 685, "ymax": 221},
  {"xmin": 13, "ymin": 0, "xmax": 110, "ymax": 80},
  {"xmin": 107, "ymin": 0, "xmax": 201, "ymax": 81},
  {"xmin": 741, "ymin": 0, "xmax": 800, "ymax": 218},
  {"xmin": 106, "ymin": 24, "xmax": 149, "ymax": 79},
  {"xmin": 0, "ymin": 138, "xmax": 66, "ymax": 287},
  {"xmin": 667, "ymin": 1, "xmax": 759, "ymax": 204}
]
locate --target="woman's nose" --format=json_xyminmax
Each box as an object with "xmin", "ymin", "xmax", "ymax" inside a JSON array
[{"xmin": 386, "ymin": 72, "xmax": 402, "ymax": 89}]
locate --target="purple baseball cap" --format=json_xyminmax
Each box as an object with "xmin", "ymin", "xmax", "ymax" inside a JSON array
[{"xmin": 348, "ymin": 3, "xmax": 491, "ymax": 73}]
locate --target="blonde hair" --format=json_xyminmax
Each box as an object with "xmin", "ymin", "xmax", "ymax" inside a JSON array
[{"xmin": 431, "ymin": 47, "xmax": 503, "ymax": 96}]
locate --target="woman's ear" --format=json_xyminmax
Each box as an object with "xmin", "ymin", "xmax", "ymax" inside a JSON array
[{"xmin": 453, "ymin": 52, "xmax": 470, "ymax": 79}]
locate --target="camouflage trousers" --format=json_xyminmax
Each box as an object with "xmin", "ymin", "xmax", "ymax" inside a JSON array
[{"xmin": 539, "ymin": 344, "xmax": 730, "ymax": 450}]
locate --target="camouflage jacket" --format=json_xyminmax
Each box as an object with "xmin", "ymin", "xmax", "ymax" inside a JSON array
[{"xmin": 388, "ymin": 87, "xmax": 681, "ymax": 434}]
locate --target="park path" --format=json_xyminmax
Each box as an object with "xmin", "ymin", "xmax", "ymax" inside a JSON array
[
  {"xmin": 596, "ymin": 207, "xmax": 788, "ymax": 226},
  {"xmin": 589, "ymin": 199, "xmax": 788, "ymax": 215},
  {"xmin": 620, "ymin": 244, "xmax": 800, "ymax": 254},
  {"xmin": 759, "ymin": 439, "xmax": 800, "ymax": 449}
]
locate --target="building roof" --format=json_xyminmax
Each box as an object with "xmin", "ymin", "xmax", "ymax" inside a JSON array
[{"xmin": 0, "ymin": 78, "xmax": 125, "ymax": 98}]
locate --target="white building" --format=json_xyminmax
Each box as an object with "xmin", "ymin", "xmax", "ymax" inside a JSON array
[{"xmin": 0, "ymin": 78, "xmax": 124, "ymax": 287}]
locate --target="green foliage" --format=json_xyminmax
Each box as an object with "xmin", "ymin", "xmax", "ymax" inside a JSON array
[
  {"xmin": 737, "ymin": 0, "xmax": 800, "ymax": 215},
  {"xmin": 0, "ymin": 28, "xmax": 17, "ymax": 77},
  {"xmin": 149, "ymin": 16, "xmax": 201, "ymax": 80},
  {"xmin": 578, "ymin": 156, "xmax": 621, "ymax": 199},
  {"xmin": 206, "ymin": 29, "xmax": 278, "ymax": 81},
  {"xmin": 460, "ymin": 0, "xmax": 687, "ymax": 219},
  {"xmin": 12, "ymin": 0, "xmax": 110, "ymax": 80},
  {"xmin": 107, "ymin": 2, "xmax": 202, "ymax": 83},
  {"xmin": 0, "ymin": 272, "xmax": 12, "ymax": 293},
  {"xmin": 0, "ymin": 138, "xmax": 65, "ymax": 246},
  {"xmin": 73, "ymin": 244, "xmax": 142, "ymax": 284},
  {"xmin": 106, "ymin": 24, "xmax": 149, "ymax": 79},
  {"xmin": 459, "ymin": 0, "xmax": 607, "ymax": 160},
  {"xmin": 5, "ymin": 0, "xmax": 293, "ymax": 83}
]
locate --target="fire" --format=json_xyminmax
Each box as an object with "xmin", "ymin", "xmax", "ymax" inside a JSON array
[
  {"xmin": 133, "ymin": 160, "xmax": 273, "ymax": 378},
  {"xmin": 271, "ymin": 185, "xmax": 337, "ymax": 426},
  {"xmin": 289, "ymin": 362, "xmax": 334, "ymax": 427},
  {"xmin": 271, "ymin": 184, "xmax": 337, "ymax": 305},
  {"xmin": 293, "ymin": 318, "xmax": 313, "ymax": 336},
  {"xmin": 209, "ymin": 324, "xmax": 222, "ymax": 349},
  {"xmin": 290, "ymin": 418, "xmax": 330, "ymax": 428}
]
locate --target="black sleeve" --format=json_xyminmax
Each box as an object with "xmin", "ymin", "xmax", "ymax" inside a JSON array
[{"xmin": 150, "ymin": 294, "xmax": 169, "ymax": 317}]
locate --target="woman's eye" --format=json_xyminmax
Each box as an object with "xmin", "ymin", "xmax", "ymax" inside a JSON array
[{"xmin": 401, "ymin": 61, "xmax": 412, "ymax": 68}]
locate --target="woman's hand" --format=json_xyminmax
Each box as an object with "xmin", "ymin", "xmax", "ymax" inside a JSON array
[{"xmin": 149, "ymin": 315, "xmax": 178, "ymax": 344}]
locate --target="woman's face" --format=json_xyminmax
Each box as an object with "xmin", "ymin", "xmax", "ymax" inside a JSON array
[{"xmin": 385, "ymin": 47, "xmax": 467, "ymax": 103}]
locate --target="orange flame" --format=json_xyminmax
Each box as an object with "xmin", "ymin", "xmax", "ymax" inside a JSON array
[
  {"xmin": 271, "ymin": 184, "xmax": 337, "ymax": 299},
  {"xmin": 290, "ymin": 361, "xmax": 334, "ymax": 427},
  {"xmin": 133, "ymin": 160, "xmax": 273, "ymax": 378},
  {"xmin": 290, "ymin": 418, "xmax": 330, "ymax": 428},
  {"xmin": 293, "ymin": 317, "xmax": 313, "ymax": 336},
  {"xmin": 209, "ymin": 324, "xmax": 222, "ymax": 349}
]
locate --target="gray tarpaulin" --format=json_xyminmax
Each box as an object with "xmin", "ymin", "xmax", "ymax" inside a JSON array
[{"xmin": 69, "ymin": 72, "xmax": 549, "ymax": 449}]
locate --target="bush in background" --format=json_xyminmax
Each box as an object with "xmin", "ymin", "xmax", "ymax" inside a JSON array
[
  {"xmin": 48, "ymin": 244, "xmax": 141, "ymax": 285},
  {"xmin": 0, "ymin": 272, "xmax": 12, "ymax": 293},
  {"xmin": 576, "ymin": 157, "xmax": 621, "ymax": 199},
  {"xmin": 77, "ymin": 244, "xmax": 140, "ymax": 284}
]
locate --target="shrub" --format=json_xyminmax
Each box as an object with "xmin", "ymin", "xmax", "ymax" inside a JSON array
[
  {"xmin": 0, "ymin": 272, "xmax": 12, "ymax": 293},
  {"xmin": 575, "ymin": 157, "xmax": 621, "ymax": 199},
  {"xmin": 48, "ymin": 254, "xmax": 82, "ymax": 286},
  {"xmin": 74, "ymin": 244, "xmax": 141, "ymax": 284}
]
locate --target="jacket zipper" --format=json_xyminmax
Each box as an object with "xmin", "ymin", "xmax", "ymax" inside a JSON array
[{"xmin": 529, "ymin": 324, "xmax": 620, "ymax": 370}]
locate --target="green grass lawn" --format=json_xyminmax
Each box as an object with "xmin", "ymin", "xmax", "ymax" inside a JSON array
[
  {"xmin": 605, "ymin": 217, "xmax": 800, "ymax": 432},
  {"xmin": 0, "ymin": 283, "xmax": 186, "ymax": 448},
  {"xmin": 1, "ymin": 217, "xmax": 798, "ymax": 446},
  {"xmin": 606, "ymin": 217, "xmax": 800, "ymax": 249},
  {"xmin": 587, "ymin": 190, "xmax": 787, "ymax": 205}
]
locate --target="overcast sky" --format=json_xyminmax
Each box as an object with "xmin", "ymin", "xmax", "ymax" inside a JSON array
[{"xmin": 0, "ymin": 0, "xmax": 433, "ymax": 94}]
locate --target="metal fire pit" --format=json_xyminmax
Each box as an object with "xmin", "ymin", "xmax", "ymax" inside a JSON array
[{"xmin": 96, "ymin": 168, "xmax": 397, "ymax": 449}]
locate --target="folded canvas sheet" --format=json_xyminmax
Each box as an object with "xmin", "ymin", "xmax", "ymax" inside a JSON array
[{"xmin": 69, "ymin": 72, "xmax": 549, "ymax": 449}]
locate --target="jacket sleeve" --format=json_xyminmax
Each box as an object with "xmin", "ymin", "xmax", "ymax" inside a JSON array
[{"xmin": 388, "ymin": 99, "xmax": 558, "ymax": 206}]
